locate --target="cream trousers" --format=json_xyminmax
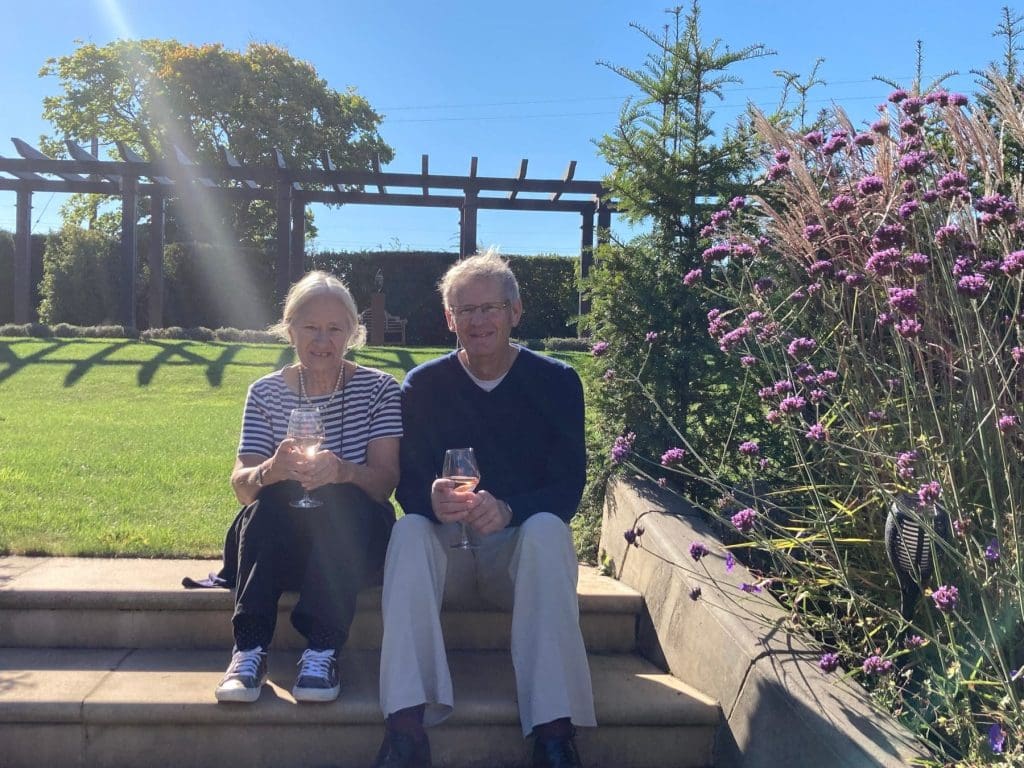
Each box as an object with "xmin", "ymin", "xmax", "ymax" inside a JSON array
[{"xmin": 378, "ymin": 512, "xmax": 597, "ymax": 736}]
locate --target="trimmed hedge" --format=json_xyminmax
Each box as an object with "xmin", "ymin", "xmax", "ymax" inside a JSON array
[
  {"xmin": 4, "ymin": 230, "xmax": 580, "ymax": 342},
  {"xmin": 312, "ymin": 250, "xmax": 579, "ymax": 345}
]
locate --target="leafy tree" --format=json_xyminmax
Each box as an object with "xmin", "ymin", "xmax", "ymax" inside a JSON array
[
  {"xmin": 580, "ymin": 2, "xmax": 775, "ymax": 513},
  {"xmin": 38, "ymin": 40, "xmax": 393, "ymax": 249}
]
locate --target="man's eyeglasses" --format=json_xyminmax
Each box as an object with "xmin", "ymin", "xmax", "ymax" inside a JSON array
[{"xmin": 449, "ymin": 301, "xmax": 511, "ymax": 320}]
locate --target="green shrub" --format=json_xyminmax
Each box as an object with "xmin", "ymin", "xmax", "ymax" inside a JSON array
[{"xmin": 37, "ymin": 228, "xmax": 122, "ymax": 325}]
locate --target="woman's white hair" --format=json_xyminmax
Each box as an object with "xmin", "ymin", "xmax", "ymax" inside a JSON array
[{"xmin": 267, "ymin": 270, "xmax": 366, "ymax": 349}]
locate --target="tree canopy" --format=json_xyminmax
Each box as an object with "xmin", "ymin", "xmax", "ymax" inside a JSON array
[{"xmin": 38, "ymin": 39, "xmax": 394, "ymax": 246}]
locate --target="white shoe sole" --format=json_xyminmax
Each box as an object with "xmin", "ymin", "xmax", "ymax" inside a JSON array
[
  {"xmin": 292, "ymin": 684, "xmax": 341, "ymax": 703},
  {"xmin": 215, "ymin": 679, "xmax": 266, "ymax": 703}
]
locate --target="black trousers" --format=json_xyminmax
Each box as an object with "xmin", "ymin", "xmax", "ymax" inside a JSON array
[{"xmin": 231, "ymin": 481, "xmax": 391, "ymax": 652}]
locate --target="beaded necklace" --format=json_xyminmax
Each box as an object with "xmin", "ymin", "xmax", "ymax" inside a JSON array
[{"xmin": 298, "ymin": 362, "xmax": 347, "ymax": 411}]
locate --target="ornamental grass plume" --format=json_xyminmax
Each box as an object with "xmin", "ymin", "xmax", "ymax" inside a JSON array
[{"xmin": 599, "ymin": 74, "xmax": 1024, "ymax": 763}]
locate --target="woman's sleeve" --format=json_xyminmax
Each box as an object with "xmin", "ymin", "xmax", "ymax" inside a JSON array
[{"xmin": 237, "ymin": 383, "xmax": 276, "ymax": 458}]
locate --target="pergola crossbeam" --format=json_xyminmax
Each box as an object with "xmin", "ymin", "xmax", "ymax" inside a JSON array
[{"xmin": 0, "ymin": 138, "xmax": 614, "ymax": 329}]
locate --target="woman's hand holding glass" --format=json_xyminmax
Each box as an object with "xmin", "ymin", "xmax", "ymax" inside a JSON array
[{"xmin": 286, "ymin": 407, "xmax": 326, "ymax": 508}]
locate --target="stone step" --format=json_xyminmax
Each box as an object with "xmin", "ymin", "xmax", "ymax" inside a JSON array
[
  {"xmin": 0, "ymin": 647, "xmax": 720, "ymax": 768},
  {"xmin": 0, "ymin": 557, "xmax": 640, "ymax": 653}
]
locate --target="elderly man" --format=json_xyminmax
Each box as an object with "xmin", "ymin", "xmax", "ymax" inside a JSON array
[{"xmin": 370, "ymin": 251, "xmax": 595, "ymax": 768}]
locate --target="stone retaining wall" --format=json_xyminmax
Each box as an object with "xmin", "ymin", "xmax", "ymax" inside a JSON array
[{"xmin": 599, "ymin": 475, "xmax": 931, "ymax": 768}]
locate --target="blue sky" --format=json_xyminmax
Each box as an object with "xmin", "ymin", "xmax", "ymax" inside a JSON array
[{"xmin": 0, "ymin": 0, "xmax": 1018, "ymax": 255}]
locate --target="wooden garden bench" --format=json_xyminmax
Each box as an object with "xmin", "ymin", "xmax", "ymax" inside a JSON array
[{"xmin": 359, "ymin": 309, "xmax": 408, "ymax": 345}]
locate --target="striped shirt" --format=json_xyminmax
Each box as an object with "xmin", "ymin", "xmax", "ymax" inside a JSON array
[{"xmin": 238, "ymin": 366, "xmax": 402, "ymax": 464}]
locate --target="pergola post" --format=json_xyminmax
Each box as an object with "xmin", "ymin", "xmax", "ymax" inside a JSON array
[
  {"xmin": 460, "ymin": 192, "xmax": 478, "ymax": 258},
  {"xmin": 596, "ymin": 201, "xmax": 611, "ymax": 255},
  {"xmin": 119, "ymin": 175, "xmax": 138, "ymax": 328},
  {"xmin": 147, "ymin": 191, "xmax": 166, "ymax": 329},
  {"xmin": 14, "ymin": 187, "xmax": 32, "ymax": 323},
  {"xmin": 579, "ymin": 202, "xmax": 595, "ymax": 318},
  {"xmin": 275, "ymin": 180, "xmax": 293, "ymax": 307},
  {"xmin": 290, "ymin": 196, "xmax": 305, "ymax": 283}
]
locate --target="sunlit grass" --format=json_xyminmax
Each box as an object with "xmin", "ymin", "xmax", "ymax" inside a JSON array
[{"xmin": 0, "ymin": 338, "xmax": 585, "ymax": 558}]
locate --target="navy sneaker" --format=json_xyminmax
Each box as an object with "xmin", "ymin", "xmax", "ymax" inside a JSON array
[
  {"xmin": 292, "ymin": 648, "xmax": 341, "ymax": 702},
  {"xmin": 215, "ymin": 646, "xmax": 268, "ymax": 703}
]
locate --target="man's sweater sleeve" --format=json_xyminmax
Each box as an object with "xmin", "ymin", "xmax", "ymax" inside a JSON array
[
  {"xmin": 503, "ymin": 364, "xmax": 586, "ymax": 525},
  {"xmin": 395, "ymin": 367, "xmax": 441, "ymax": 522}
]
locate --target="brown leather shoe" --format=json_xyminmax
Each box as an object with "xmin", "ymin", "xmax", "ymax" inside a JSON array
[
  {"xmin": 532, "ymin": 733, "xmax": 583, "ymax": 768},
  {"xmin": 370, "ymin": 729, "xmax": 431, "ymax": 768}
]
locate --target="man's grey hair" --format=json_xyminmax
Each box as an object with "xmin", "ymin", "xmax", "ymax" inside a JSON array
[{"xmin": 438, "ymin": 247, "xmax": 520, "ymax": 307}]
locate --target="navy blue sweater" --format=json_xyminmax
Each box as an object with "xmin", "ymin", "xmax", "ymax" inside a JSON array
[{"xmin": 396, "ymin": 348, "xmax": 586, "ymax": 526}]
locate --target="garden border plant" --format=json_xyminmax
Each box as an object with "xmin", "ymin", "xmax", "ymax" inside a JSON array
[{"xmin": 597, "ymin": 72, "xmax": 1024, "ymax": 766}]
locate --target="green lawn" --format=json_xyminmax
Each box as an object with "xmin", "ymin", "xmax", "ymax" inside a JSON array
[{"xmin": 0, "ymin": 338, "xmax": 585, "ymax": 558}]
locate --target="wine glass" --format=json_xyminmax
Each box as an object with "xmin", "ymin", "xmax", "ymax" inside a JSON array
[
  {"xmin": 287, "ymin": 407, "xmax": 325, "ymax": 508},
  {"xmin": 443, "ymin": 447, "xmax": 480, "ymax": 550}
]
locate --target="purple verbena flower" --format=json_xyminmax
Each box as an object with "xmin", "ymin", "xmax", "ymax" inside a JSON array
[
  {"xmin": 645, "ymin": 331, "xmax": 659, "ymax": 343},
  {"xmin": 725, "ymin": 552, "xmax": 735, "ymax": 572},
  {"xmin": 767, "ymin": 163, "xmax": 790, "ymax": 181},
  {"xmin": 739, "ymin": 441, "xmax": 760, "ymax": 456},
  {"xmin": 937, "ymin": 170, "xmax": 969, "ymax": 197},
  {"xmin": 898, "ymin": 200, "xmax": 920, "ymax": 219},
  {"xmin": 688, "ymin": 585, "xmax": 702, "ymax": 600},
  {"xmin": 731, "ymin": 507, "xmax": 757, "ymax": 533},
  {"xmin": 888, "ymin": 286, "xmax": 919, "ymax": 314},
  {"xmin": 857, "ymin": 175, "xmax": 884, "ymax": 195},
  {"xmin": 702, "ymin": 243, "xmax": 732, "ymax": 263},
  {"xmin": 805, "ymin": 423, "xmax": 828, "ymax": 441},
  {"xmin": 660, "ymin": 447, "xmax": 686, "ymax": 466},
  {"xmin": 917, "ymin": 481, "xmax": 942, "ymax": 506},
  {"xmin": 817, "ymin": 370, "xmax": 838, "ymax": 385},
  {"xmin": 803, "ymin": 130, "xmax": 824, "ymax": 147},
  {"xmin": 985, "ymin": 539, "xmax": 1000, "ymax": 562},
  {"xmin": 787, "ymin": 337, "xmax": 817, "ymax": 358},
  {"xmin": 957, "ymin": 274, "xmax": 989, "ymax": 298},
  {"xmin": 803, "ymin": 223, "xmax": 825, "ymax": 241},
  {"xmin": 739, "ymin": 582, "xmax": 763, "ymax": 593},
  {"xmin": 689, "ymin": 541, "xmax": 710, "ymax": 561},
  {"xmin": 998, "ymin": 413, "xmax": 1019, "ymax": 433},
  {"xmin": 740, "ymin": 355, "xmax": 758, "ymax": 367},
  {"xmin": 828, "ymin": 194, "xmax": 856, "ymax": 214},
  {"xmin": 904, "ymin": 634, "xmax": 925, "ymax": 649},
  {"xmin": 729, "ymin": 195, "xmax": 746, "ymax": 211},
  {"xmin": 905, "ymin": 252, "xmax": 930, "ymax": 274},
  {"xmin": 779, "ymin": 395, "xmax": 807, "ymax": 414},
  {"xmin": 1002, "ymin": 250, "xmax": 1024, "ymax": 276},
  {"xmin": 862, "ymin": 655, "xmax": 893, "ymax": 676},
  {"xmin": 774, "ymin": 148, "xmax": 791, "ymax": 163},
  {"xmin": 898, "ymin": 151, "xmax": 927, "ymax": 175},
  {"xmin": 819, "ymin": 652, "xmax": 840, "ymax": 673},
  {"xmin": 931, "ymin": 584, "xmax": 959, "ymax": 613},
  {"xmin": 754, "ymin": 276, "xmax": 775, "ymax": 294},
  {"xmin": 888, "ymin": 89, "xmax": 909, "ymax": 103},
  {"xmin": 853, "ymin": 132, "xmax": 874, "ymax": 147},
  {"xmin": 611, "ymin": 432, "xmax": 635, "ymax": 464},
  {"xmin": 865, "ymin": 247, "xmax": 902, "ymax": 276},
  {"xmin": 603, "ymin": 368, "xmax": 615, "ymax": 382},
  {"xmin": 989, "ymin": 723, "xmax": 1006, "ymax": 755},
  {"xmin": 591, "ymin": 341, "xmax": 610, "ymax": 357},
  {"xmin": 683, "ymin": 268, "xmax": 703, "ymax": 286}
]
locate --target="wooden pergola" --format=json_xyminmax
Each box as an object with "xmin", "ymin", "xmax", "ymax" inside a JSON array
[{"xmin": 0, "ymin": 139, "xmax": 614, "ymax": 328}]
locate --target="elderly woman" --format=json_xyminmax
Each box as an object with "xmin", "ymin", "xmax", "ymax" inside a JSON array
[{"xmin": 215, "ymin": 270, "xmax": 401, "ymax": 704}]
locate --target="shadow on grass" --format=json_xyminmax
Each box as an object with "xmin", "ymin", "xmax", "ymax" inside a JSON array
[{"xmin": 0, "ymin": 340, "xmax": 70, "ymax": 386}]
